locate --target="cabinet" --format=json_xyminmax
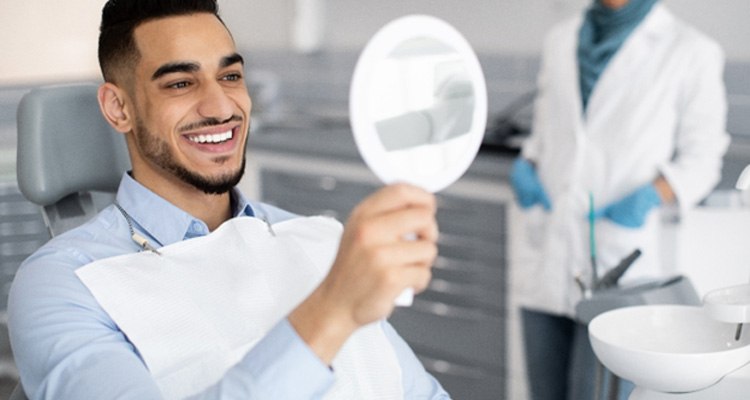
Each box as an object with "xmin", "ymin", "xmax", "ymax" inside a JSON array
[{"xmin": 243, "ymin": 128, "xmax": 515, "ymax": 399}]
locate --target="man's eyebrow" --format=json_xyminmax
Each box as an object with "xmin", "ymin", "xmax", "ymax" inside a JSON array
[
  {"xmin": 151, "ymin": 62, "xmax": 200, "ymax": 81},
  {"xmin": 150, "ymin": 53, "xmax": 244, "ymax": 81},
  {"xmin": 221, "ymin": 53, "xmax": 244, "ymax": 68}
]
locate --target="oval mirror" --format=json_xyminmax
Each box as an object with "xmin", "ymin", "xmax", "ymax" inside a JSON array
[
  {"xmin": 349, "ymin": 15, "xmax": 487, "ymax": 305},
  {"xmin": 350, "ymin": 15, "xmax": 488, "ymax": 193}
]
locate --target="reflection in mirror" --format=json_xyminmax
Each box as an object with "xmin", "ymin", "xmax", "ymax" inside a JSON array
[
  {"xmin": 371, "ymin": 38, "xmax": 475, "ymax": 152},
  {"xmin": 350, "ymin": 15, "xmax": 487, "ymax": 194}
]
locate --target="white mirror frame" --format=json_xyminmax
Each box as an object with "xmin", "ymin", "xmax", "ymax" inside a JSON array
[{"xmin": 349, "ymin": 15, "xmax": 488, "ymax": 193}]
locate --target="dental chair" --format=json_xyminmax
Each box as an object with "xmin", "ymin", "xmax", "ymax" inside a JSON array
[
  {"xmin": 16, "ymin": 83, "xmax": 130, "ymax": 236},
  {"xmin": 11, "ymin": 83, "xmax": 131, "ymax": 400}
]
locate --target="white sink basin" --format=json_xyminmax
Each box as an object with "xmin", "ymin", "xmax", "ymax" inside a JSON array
[
  {"xmin": 589, "ymin": 305, "xmax": 750, "ymax": 393},
  {"xmin": 704, "ymin": 284, "xmax": 750, "ymax": 324}
]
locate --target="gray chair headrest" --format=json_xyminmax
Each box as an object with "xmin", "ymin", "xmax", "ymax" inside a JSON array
[{"xmin": 16, "ymin": 83, "xmax": 131, "ymax": 206}]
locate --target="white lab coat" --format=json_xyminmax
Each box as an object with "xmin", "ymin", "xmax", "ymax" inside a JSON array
[{"xmin": 517, "ymin": 4, "xmax": 730, "ymax": 317}]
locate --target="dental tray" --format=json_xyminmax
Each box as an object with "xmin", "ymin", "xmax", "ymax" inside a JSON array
[{"xmin": 575, "ymin": 275, "xmax": 700, "ymax": 324}]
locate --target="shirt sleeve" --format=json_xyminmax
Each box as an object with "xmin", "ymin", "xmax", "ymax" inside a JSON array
[
  {"xmin": 659, "ymin": 36, "xmax": 730, "ymax": 212},
  {"xmin": 522, "ymin": 20, "xmax": 569, "ymax": 165},
  {"xmin": 9, "ymin": 245, "xmax": 165, "ymax": 400}
]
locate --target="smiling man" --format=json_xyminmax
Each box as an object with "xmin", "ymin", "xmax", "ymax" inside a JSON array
[
  {"xmin": 98, "ymin": 11, "xmax": 251, "ymax": 229},
  {"xmin": 7, "ymin": 1, "xmax": 449, "ymax": 399}
]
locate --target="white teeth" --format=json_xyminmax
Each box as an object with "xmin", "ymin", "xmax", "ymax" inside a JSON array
[{"xmin": 188, "ymin": 130, "xmax": 233, "ymax": 144}]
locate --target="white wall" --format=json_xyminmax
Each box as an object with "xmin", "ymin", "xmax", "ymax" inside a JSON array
[
  {"xmin": 0, "ymin": 1, "xmax": 107, "ymax": 85},
  {"xmin": 219, "ymin": 0, "xmax": 591, "ymax": 54},
  {"xmin": 0, "ymin": 0, "xmax": 748, "ymax": 85},
  {"xmin": 221, "ymin": 0, "xmax": 750, "ymax": 59}
]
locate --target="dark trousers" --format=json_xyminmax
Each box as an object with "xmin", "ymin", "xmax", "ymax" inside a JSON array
[{"xmin": 521, "ymin": 308, "xmax": 634, "ymax": 400}]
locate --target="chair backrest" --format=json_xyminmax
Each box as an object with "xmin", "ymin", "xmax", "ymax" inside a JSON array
[
  {"xmin": 11, "ymin": 83, "xmax": 131, "ymax": 400},
  {"xmin": 16, "ymin": 83, "xmax": 131, "ymax": 236}
]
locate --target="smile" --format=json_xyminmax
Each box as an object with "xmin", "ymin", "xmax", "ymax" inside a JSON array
[{"xmin": 186, "ymin": 130, "xmax": 233, "ymax": 144}]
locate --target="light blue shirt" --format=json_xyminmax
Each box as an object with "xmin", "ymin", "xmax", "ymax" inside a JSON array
[{"xmin": 8, "ymin": 173, "xmax": 449, "ymax": 399}]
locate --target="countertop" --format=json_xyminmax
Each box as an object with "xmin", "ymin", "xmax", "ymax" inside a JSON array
[{"xmin": 247, "ymin": 124, "xmax": 515, "ymax": 185}]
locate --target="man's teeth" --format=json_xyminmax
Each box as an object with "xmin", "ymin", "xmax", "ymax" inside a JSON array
[{"xmin": 188, "ymin": 130, "xmax": 233, "ymax": 144}]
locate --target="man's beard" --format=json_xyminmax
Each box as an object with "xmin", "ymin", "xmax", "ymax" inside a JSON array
[{"xmin": 133, "ymin": 118, "xmax": 245, "ymax": 195}]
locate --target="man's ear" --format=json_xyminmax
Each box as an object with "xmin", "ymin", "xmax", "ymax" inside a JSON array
[{"xmin": 97, "ymin": 82, "xmax": 133, "ymax": 133}]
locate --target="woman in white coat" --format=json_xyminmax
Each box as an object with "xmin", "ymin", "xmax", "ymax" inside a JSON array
[{"xmin": 511, "ymin": 0, "xmax": 729, "ymax": 399}]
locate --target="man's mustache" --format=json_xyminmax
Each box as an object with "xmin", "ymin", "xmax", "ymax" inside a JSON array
[{"xmin": 179, "ymin": 115, "xmax": 244, "ymax": 132}]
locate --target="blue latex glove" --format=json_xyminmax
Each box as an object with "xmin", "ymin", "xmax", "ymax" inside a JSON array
[
  {"xmin": 595, "ymin": 184, "xmax": 661, "ymax": 228},
  {"xmin": 510, "ymin": 158, "xmax": 552, "ymax": 210}
]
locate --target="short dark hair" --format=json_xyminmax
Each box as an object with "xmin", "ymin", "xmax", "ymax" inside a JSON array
[{"xmin": 98, "ymin": 0, "xmax": 223, "ymax": 83}]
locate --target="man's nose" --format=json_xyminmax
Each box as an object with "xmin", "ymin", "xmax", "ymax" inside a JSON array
[{"xmin": 197, "ymin": 82, "xmax": 235, "ymax": 121}]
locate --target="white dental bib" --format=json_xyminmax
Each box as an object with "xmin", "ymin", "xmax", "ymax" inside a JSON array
[{"xmin": 76, "ymin": 216, "xmax": 403, "ymax": 399}]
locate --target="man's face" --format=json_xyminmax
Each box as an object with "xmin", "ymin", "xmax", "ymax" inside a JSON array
[{"xmin": 127, "ymin": 13, "xmax": 251, "ymax": 194}]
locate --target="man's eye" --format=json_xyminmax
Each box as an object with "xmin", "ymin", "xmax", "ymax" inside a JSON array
[
  {"xmin": 168, "ymin": 81, "xmax": 190, "ymax": 89},
  {"xmin": 223, "ymin": 73, "xmax": 242, "ymax": 82}
]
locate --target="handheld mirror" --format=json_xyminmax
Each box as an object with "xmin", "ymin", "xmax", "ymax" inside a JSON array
[{"xmin": 349, "ymin": 15, "xmax": 488, "ymax": 305}]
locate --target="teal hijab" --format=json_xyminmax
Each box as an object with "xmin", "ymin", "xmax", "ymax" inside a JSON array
[{"xmin": 578, "ymin": 0, "xmax": 658, "ymax": 111}]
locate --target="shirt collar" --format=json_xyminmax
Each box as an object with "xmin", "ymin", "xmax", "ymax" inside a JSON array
[
  {"xmin": 234, "ymin": 190, "xmax": 257, "ymax": 219},
  {"xmin": 115, "ymin": 173, "xmax": 255, "ymax": 247}
]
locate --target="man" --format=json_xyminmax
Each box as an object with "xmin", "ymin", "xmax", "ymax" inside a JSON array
[
  {"xmin": 8, "ymin": 1, "xmax": 449, "ymax": 399},
  {"xmin": 510, "ymin": 0, "xmax": 729, "ymax": 399}
]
